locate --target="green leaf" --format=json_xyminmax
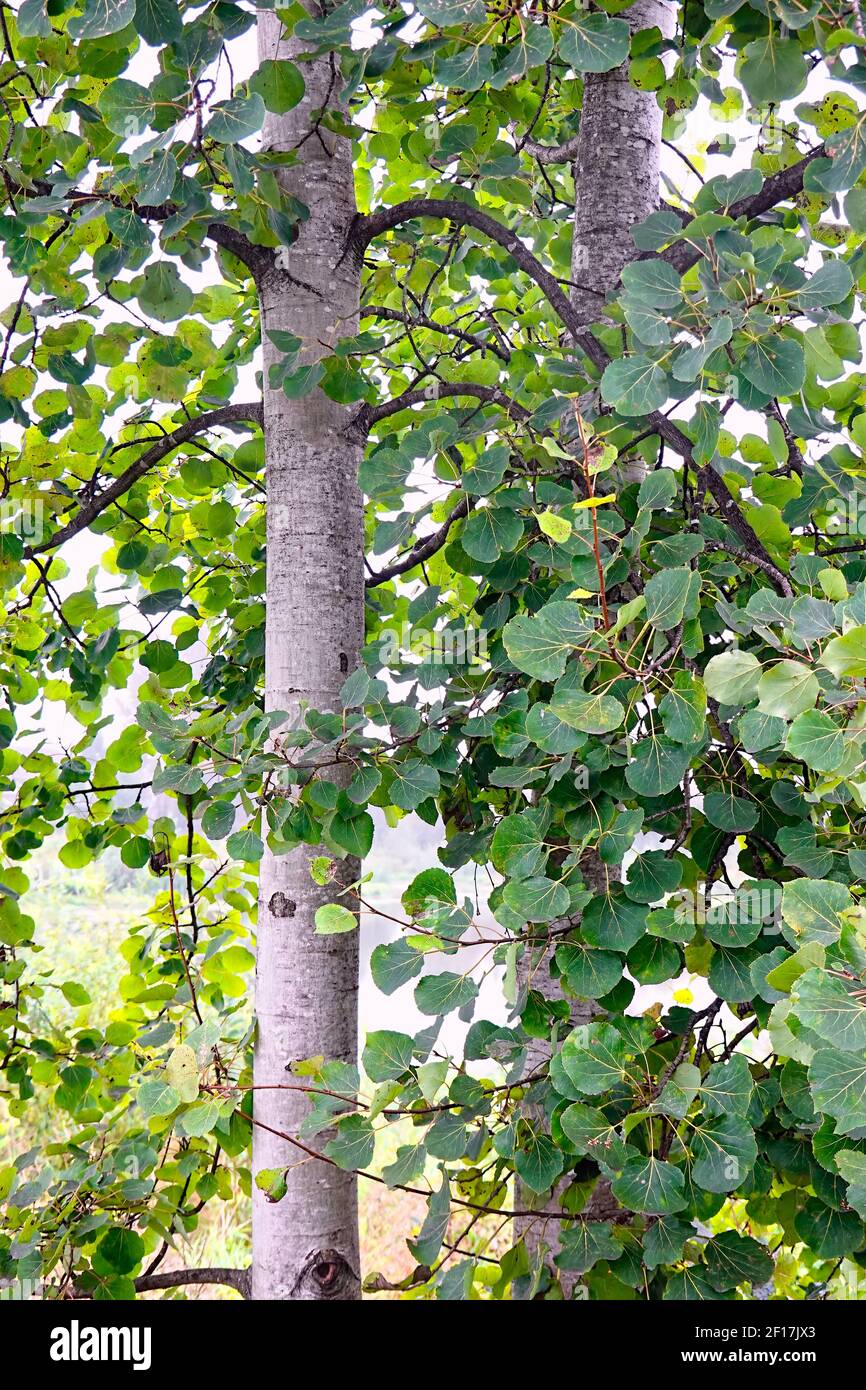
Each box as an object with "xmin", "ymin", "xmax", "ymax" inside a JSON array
[
  {"xmin": 202, "ymin": 800, "xmax": 236, "ymax": 840},
  {"xmin": 462, "ymin": 506, "xmax": 523, "ymax": 562},
  {"xmin": 69, "ymin": 0, "xmax": 136, "ymax": 40},
  {"xmin": 555, "ymin": 1221, "xmax": 620, "ymax": 1273},
  {"xmin": 756, "ymin": 661, "xmax": 818, "ymax": 720},
  {"xmin": 133, "ymin": 0, "xmax": 181, "ymax": 43},
  {"xmin": 560, "ymin": 1102, "xmax": 631, "ymax": 1168},
  {"xmin": 691, "ymin": 1114, "xmax": 757, "ymax": 1192},
  {"xmin": 389, "ymin": 760, "xmax": 440, "ymax": 811},
  {"xmin": 741, "ymin": 336, "xmax": 806, "ymax": 398},
  {"xmin": 325, "ymin": 1114, "xmax": 375, "ymax": 1170},
  {"xmin": 314, "ymin": 903, "xmax": 358, "ymax": 935},
  {"xmin": 226, "ymin": 828, "xmax": 264, "ymax": 863},
  {"xmin": 96, "ymin": 1227, "xmax": 145, "ymax": 1275},
  {"xmin": 644, "ymin": 567, "xmax": 693, "ymax": 632},
  {"xmin": 739, "ymin": 36, "xmax": 808, "ymax": 106},
  {"xmin": 794, "ymin": 1198, "xmax": 863, "ymax": 1258},
  {"xmin": 703, "ymin": 650, "xmax": 761, "ymax": 706},
  {"xmin": 700, "ymin": 1054, "xmax": 753, "ymax": 1117},
  {"xmin": 503, "ymin": 602, "xmax": 593, "ymax": 680},
  {"xmin": 514, "ymin": 1132, "xmax": 564, "ymax": 1194},
  {"xmin": 785, "ymin": 710, "xmax": 845, "ymax": 772},
  {"xmin": 559, "ymin": 13, "xmax": 630, "ymax": 73},
  {"xmin": 600, "ymin": 355, "xmax": 669, "ymax": 416},
  {"xmin": 792, "ymin": 968, "xmax": 866, "ymax": 1053},
  {"xmin": 703, "ymin": 790, "xmax": 758, "ymax": 833},
  {"xmin": 414, "ymin": 971, "xmax": 479, "ymax": 1016},
  {"xmin": 250, "ymin": 60, "xmax": 305, "ymax": 114},
  {"xmin": 557, "ymin": 1022, "xmax": 635, "ymax": 1096},
  {"xmin": 798, "ymin": 259, "xmax": 854, "ymax": 310},
  {"xmin": 491, "ymin": 809, "xmax": 549, "ymax": 879},
  {"xmin": 138, "ymin": 262, "xmax": 193, "ymax": 324},
  {"xmin": 556, "ymin": 942, "xmax": 623, "ymax": 1000},
  {"xmin": 809, "ymin": 1047, "xmax": 866, "ymax": 1135},
  {"xmin": 820, "ymin": 626, "xmax": 866, "ymax": 679},
  {"xmin": 625, "ymin": 737, "xmax": 690, "ymax": 798},
  {"xmin": 207, "ymin": 95, "xmax": 267, "ymax": 144},
  {"xmin": 704, "ymin": 1232, "xmax": 773, "ymax": 1291},
  {"xmin": 138, "ymin": 1079, "xmax": 180, "ymax": 1119},
  {"xmin": 370, "ymin": 939, "xmax": 423, "ymax": 995},
  {"xmin": 362, "ymin": 1029, "xmax": 415, "ymax": 1081},
  {"xmin": 610, "ymin": 1155, "xmax": 687, "ymax": 1215},
  {"xmin": 502, "ymin": 875, "xmax": 570, "ymax": 922},
  {"xmin": 659, "ymin": 673, "xmax": 706, "ymax": 744},
  {"xmin": 781, "ymin": 878, "xmax": 852, "ymax": 948},
  {"xmin": 549, "ymin": 688, "xmax": 624, "ymax": 735}
]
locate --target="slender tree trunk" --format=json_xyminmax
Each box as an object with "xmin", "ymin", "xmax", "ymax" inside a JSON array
[
  {"xmin": 515, "ymin": 0, "xmax": 674, "ymax": 1297},
  {"xmin": 252, "ymin": 12, "xmax": 364, "ymax": 1301},
  {"xmin": 570, "ymin": 0, "xmax": 674, "ymax": 330}
]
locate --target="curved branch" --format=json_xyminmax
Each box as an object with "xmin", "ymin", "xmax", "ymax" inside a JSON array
[
  {"xmin": 354, "ymin": 380, "xmax": 529, "ymax": 434},
  {"xmin": 27, "ymin": 403, "xmax": 264, "ymax": 556},
  {"xmin": 348, "ymin": 197, "xmax": 608, "ymax": 373},
  {"xmin": 134, "ymin": 1266, "xmax": 250, "ymax": 1298},
  {"xmin": 352, "ymin": 196, "xmax": 788, "ymax": 588},
  {"xmin": 366, "ymin": 495, "xmax": 472, "ymax": 586}
]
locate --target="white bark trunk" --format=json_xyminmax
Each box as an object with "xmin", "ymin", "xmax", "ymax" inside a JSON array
[
  {"xmin": 515, "ymin": 0, "xmax": 675, "ymax": 1297},
  {"xmin": 570, "ymin": 0, "xmax": 675, "ymax": 328},
  {"xmin": 252, "ymin": 11, "xmax": 364, "ymax": 1300}
]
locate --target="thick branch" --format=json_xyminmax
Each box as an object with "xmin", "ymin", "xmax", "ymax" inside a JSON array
[
  {"xmin": 696, "ymin": 465, "xmax": 792, "ymax": 597},
  {"xmin": 23, "ymin": 177, "xmax": 268, "ymax": 276},
  {"xmin": 521, "ymin": 133, "xmax": 582, "ymax": 165},
  {"xmin": 27, "ymin": 403, "xmax": 264, "ymax": 555},
  {"xmin": 354, "ymin": 197, "xmax": 787, "ymax": 587},
  {"xmin": 133, "ymin": 1266, "xmax": 251, "ymax": 1298},
  {"xmin": 348, "ymin": 197, "xmax": 608, "ymax": 374},
  {"xmin": 657, "ymin": 145, "xmax": 826, "ymax": 275},
  {"xmin": 366, "ymin": 496, "xmax": 472, "ymax": 586}
]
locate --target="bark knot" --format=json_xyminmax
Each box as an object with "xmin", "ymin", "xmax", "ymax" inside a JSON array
[
  {"xmin": 268, "ymin": 891, "xmax": 297, "ymax": 919},
  {"xmin": 292, "ymin": 1248, "xmax": 360, "ymax": 1301}
]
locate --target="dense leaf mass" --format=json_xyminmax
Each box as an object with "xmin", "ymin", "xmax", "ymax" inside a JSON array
[{"xmin": 1, "ymin": 0, "xmax": 866, "ymax": 1300}]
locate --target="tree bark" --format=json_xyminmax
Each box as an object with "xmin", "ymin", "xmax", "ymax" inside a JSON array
[
  {"xmin": 570, "ymin": 0, "xmax": 675, "ymax": 330},
  {"xmin": 514, "ymin": 0, "xmax": 675, "ymax": 1297},
  {"xmin": 252, "ymin": 11, "xmax": 364, "ymax": 1301}
]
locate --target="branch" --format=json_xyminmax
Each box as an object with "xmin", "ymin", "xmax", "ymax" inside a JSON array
[
  {"xmin": 347, "ymin": 197, "xmax": 608, "ymax": 373},
  {"xmin": 521, "ymin": 133, "xmax": 581, "ymax": 165},
  {"xmin": 366, "ymin": 495, "xmax": 472, "ymax": 586},
  {"xmin": 354, "ymin": 380, "xmax": 529, "ymax": 434},
  {"xmin": 352, "ymin": 196, "xmax": 787, "ymax": 589},
  {"xmin": 22, "ymin": 177, "xmax": 268, "ymax": 277},
  {"xmin": 27, "ymin": 403, "xmax": 263, "ymax": 555},
  {"xmin": 360, "ymin": 303, "xmax": 510, "ymax": 361},
  {"xmin": 657, "ymin": 144, "xmax": 827, "ymax": 276},
  {"xmin": 703, "ymin": 538, "xmax": 793, "ymax": 598},
  {"xmin": 697, "ymin": 466, "xmax": 792, "ymax": 597},
  {"xmin": 133, "ymin": 1266, "xmax": 250, "ymax": 1298}
]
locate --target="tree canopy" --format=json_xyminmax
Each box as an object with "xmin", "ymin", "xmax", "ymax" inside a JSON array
[{"xmin": 3, "ymin": 0, "xmax": 866, "ymax": 1300}]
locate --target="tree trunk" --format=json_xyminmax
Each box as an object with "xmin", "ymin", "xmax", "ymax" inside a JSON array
[
  {"xmin": 570, "ymin": 0, "xmax": 675, "ymax": 331},
  {"xmin": 515, "ymin": 0, "xmax": 674, "ymax": 1297},
  {"xmin": 251, "ymin": 11, "xmax": 364, "ymax": 1301}
]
